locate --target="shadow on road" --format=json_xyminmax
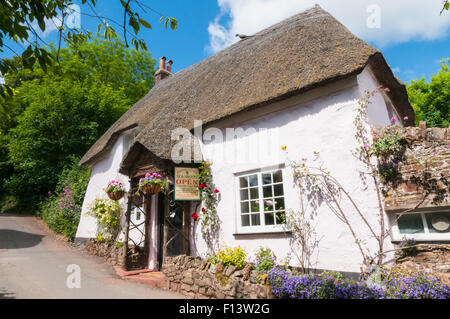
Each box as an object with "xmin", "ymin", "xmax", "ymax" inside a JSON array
[
  {"xmin": 0, "ymin": 229, "xmax": 44, "ymax": 249},
  {"xmin": 0, "ymin": 289, "xmax": 15, "ymax": 299}
]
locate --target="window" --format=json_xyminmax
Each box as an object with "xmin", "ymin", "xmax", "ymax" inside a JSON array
[
  {"xmin": 236, "ymin": 168, "xmax": 286, "ymax": 233},
  {"xmin": 391, "ymin": 211, "xmax": 450, "ymax": 241}
]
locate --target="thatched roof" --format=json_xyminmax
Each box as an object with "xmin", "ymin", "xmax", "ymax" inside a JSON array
[{"xmin": 79, "ymin": 5, "xmax": 414, "ymax": 168}]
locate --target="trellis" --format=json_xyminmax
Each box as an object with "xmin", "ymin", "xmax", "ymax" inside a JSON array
[{"xmin": 121, "ymin": 179, "xmax": 192, "ymax": 270}]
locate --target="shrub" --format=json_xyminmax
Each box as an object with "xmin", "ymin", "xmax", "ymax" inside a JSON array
[
  {"xmin": 268, "ymin": 267, "xmax": 450, "ymax": 299},
  {"xmin": 87, "ymin": 198, "xmax": 122, "ymax": 240},
  {"xmin": 38, "ymin": 158, "xmax": 90, "ymax": 240},
  {"xmin": 268, "ymin": 268, "xmax": 386, "ymax": 299},
  {"xmin": 399, "ymin": 237, "xmax": 416, "ymax": 256},
  {"xmin": 212, "ymin": 245, "xmax": 247, "ymax": 269},
  {"xmin": 381, "ymin": 268, "xmax": 450, "ymax": 299},
  {"xmin": 254, "ymin": 247, "xmax": 276, "ymax": 274}
]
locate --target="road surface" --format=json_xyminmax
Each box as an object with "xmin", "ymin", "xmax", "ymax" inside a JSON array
[{"xmin": 0, "ymin": 213, "xmax": 184, "ymax": 299}]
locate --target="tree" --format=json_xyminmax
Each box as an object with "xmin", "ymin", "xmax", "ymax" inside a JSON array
[
  {"xmin": 442, "ymin": 1, "xmax": 450, "ymax": 14},
  {"xmin": 1, "ymin": 37, "xmax": 156, "ymax": 206},
  {"xmin": 407, "ymin": 59, "xmax": 449, "ymax": 128},
  {"xmin": 0, "ymin": 0, "xmax": 177, "ymax": 96}
]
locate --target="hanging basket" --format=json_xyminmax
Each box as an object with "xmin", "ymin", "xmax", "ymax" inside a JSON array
[
  {"xmin": 107, "ymin": 191, "xmax": 125, "ymax": 201},
  {"xmin": 142, "ymin": 183, "xmax": 161, "ymax": 195}
]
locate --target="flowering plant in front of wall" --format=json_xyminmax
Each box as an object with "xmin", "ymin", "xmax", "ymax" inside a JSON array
[
  {"xmin": 105, "ymin": 180, "xmax": 126, "ymax": 200},
  {"xmin": 137, "ymin": 172, "xmax": 172, "ymax": 195},
  {"xmin": 194, "ymin": 161, "xmax": 222, "ymax": 252}
]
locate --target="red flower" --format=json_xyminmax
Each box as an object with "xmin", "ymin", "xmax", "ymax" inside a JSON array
[
  {"xmin": 199, "ymin": 183, "xmax": 207, "ymax": 188},
  {"xmin": 214, "ymin": 189, "xmax": 220, "ymax": 193},
  {"xmin": 201, "ymin": 208, "xmax": 205, "ymax": 212},
  {"xmin": 192, "ymin": 213, "xmax": 198, "ymax": 221}
]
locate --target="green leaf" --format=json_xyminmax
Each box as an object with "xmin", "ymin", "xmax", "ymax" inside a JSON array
[
  {"xmin": 170, "ymin": 18, "xmax": 178, "ymax": 30},
  {"xmin": 129, "ymin": 15, "xmax": 140, "ymax": 34},
  {"xmin": 138, "ymin": 18, "xmax": 152, "ymax": 29}
]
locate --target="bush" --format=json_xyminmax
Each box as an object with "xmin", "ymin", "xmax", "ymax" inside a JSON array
[
  {"xmin": 268, "ymin": 267, "xmax": 450, "ymax": 299},
  {"xmin": 380, "ymin": 267, "xmax": 450, "ymax": 299},
  {"xmin": 268, "ymin": 268, "xmax": 386, "ymax": 299},
  {"xmin": 87, "ymin": 198, "xmax": 122, "ymax": 240},
  {"xmin": 38, "ymin": 158, "xmax": 90, "ymax": 240},
  {"xmin": 0, "ymin": 195, "xmax": 20, "ymax": 214},
  {"xmin": 254, "ymin": 247, "xmax": 276, "ymax": 274},
  {"xmin": 211, "ymin": 245, "xmax": 247, "ymax": 269}
]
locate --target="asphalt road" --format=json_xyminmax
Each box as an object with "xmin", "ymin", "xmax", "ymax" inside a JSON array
[{"xmin": 0, "ymin": 213, "xmax": 184, "ymax": 299}]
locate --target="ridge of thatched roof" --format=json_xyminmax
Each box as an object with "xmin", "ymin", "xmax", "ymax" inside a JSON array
[{"xmin": 79, "ymin": 5, "xmax": 414, "ymax": 167}]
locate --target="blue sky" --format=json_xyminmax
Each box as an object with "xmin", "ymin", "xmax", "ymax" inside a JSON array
[{"xmin": 2, "ymin": 0, "xmax": 449, "ymax": 83}]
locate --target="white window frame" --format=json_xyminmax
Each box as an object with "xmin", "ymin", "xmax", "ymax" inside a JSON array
[
  {"xmin": 234, "ymin": 166, "xmax": 288, "ymax": 234},
  {"xmin": 389, "ymin": 210, "xmax": 450, "ymax": 242}
]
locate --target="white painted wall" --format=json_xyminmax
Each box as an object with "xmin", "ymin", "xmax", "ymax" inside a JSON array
[
  {"xmin": 193, "ymin": 66, "xmax": 401, "ymax": 273},
  {"xmin": 75, "ymin": 135, "xmax": 130, "ymax": 241}
]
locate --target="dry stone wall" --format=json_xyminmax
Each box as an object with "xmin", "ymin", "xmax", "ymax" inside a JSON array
[
  {"xmin": 162, "ymin": 255, "xmax": 273, "ymax": 299},
  {"xmin": 377, "ymin": 125, "xmax": 450, "ymax": 211},
  {"xmin": 84, "ymin": 239, "xmax": 146, "ymax": 269},
  {"xmin": 395, "ymin": 244, "xmax": 450, "ymax": 284}
]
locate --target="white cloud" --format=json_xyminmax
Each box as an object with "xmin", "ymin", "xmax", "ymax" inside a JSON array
[
  {"xmin": 30, "ymin": 4, "xmax": 81, "ymax": 39},
  {"xmin": 207, "ymin": 0, "xmax": 450, "ymax": 53}
]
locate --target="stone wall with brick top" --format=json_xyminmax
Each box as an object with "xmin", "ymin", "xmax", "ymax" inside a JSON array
[
  {"xmin": 394, "ymin": 244, "xmax": 450, "ymax": 284},
  {"xmin": 376, "ymin": 123, "xmax": 450, "ymax": 211},
  {"xmin": 162, "ymin": 255, "xmax": 274, "ymax": 299}
]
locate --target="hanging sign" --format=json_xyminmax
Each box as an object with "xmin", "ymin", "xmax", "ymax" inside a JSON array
[{"xmin": 174, "ymin": 167, "xmax": 200, "ymax": 201}]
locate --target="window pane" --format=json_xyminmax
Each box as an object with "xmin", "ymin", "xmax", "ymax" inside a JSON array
[
  {"xmin": 275, "ymin": 198, "xmax": 285, "ymax": 211},
  {"xmin": 251, "ymin": 214, "xmax": 261, "ymax": 226},
  {"xmin": 425, "ymin": 212, "xmax": 450, "ymax": 233},
  {"xmin": 250, "ymin": 201, "xmax": 260, "ymax": 212},
  {"xmin": 398, "ymin": 214, "xmax": 424, "ymax": 234},
  {"xmin": 264, "ymin": 199, "xmax": 275, "ymax": 212},
  {"xmin": 239, "ymin": 177, "xmax": 248, "ymax": 188},
  {"xmin": 265, "ymin": 213, "xmax": 275, "ymax": 225},
  {"xmin": 273, "ymin": 170, "xmax": 283, "ymax": 183},
  {"xmin": 249, "ymin": 175, "xmax": 258, "ymax": 187},
  {"xmin": 241, "ymin": 215, "xmax": 250, "ymax": 227},
  {"xmin": 262, "ymin": 173, "xmax": 272, "ymax": 185},
  {"xmin": 263, "ymin": 186, "xmax": 273, "ymax": 198},
  {"xmin": 249, "ymin": 187, "xmax": 259, "ymax": 200},
  {"xmin": 240, "ymin": 189, "xmax": 249, "ymax": 201},
  {"xmin": 274, "ymin": 184, "xmax": 284, "ymax": 197},
  {"xmin": 240, "ymin": 202, "xmax": 249, "ymax": 214},
  {"xmin": 275, "ymin": 212, "xmax": 286, "ymax": 225}
]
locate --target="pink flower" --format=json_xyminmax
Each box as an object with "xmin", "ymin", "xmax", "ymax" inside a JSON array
[
  {"xmin": 145, "ymin": 173, "xmax": 151, "ymax": 177},
  {"xmin": 403, "ymin": 116, "xmax": 409, "ymax": 121},
  {"xmin": 390, "ymin": 117, "xmax": 397, "ymax": 124}
]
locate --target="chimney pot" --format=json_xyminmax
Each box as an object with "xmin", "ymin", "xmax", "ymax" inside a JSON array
[
  {"xmin": 159, "ymin": 56, "xmax": 167, "ymax": 70},
  {"xmin": 167, "ymin": 60, "xmax": 173, "ymax": 73}
]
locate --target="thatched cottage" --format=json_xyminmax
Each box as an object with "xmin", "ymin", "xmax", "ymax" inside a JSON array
[{"xmin": 75, "ymin": 5, "xmax": 434, "ymax": 275}]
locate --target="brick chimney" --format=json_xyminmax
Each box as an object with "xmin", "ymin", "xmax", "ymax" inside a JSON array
[{"xmin": 155, "ymin": 57, "xmax": 172, "ymax": 83}]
